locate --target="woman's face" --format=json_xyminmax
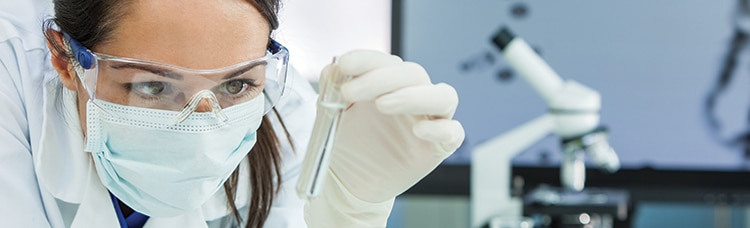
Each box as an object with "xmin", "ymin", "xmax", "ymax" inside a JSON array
[{"xmin": 72, "ymin": 0, "xmax": 270, "ymax": 134}]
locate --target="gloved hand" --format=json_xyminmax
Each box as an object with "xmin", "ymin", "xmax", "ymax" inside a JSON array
[{"xmin": 304, "ymin": 50, "xmax": 465, "ymax": 227}]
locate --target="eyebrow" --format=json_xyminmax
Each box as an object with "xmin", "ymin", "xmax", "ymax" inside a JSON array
[
  {"xmin": 110, "ymin": 63, "xmax": 184, "ymax": 80},
  {"xmin": 223, "ymin": 61, "xmax": 265, "ymax": 80}
]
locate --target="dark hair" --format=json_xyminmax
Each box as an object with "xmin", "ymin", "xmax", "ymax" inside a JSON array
[{"xmin": 44, "ymin": 0, "xmax": 287, "ymax": 227}]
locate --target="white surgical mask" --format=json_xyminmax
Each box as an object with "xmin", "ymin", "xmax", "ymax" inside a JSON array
[{"xmin": 84, "ymin": 94, "xmax": 265, "ymax": 217}]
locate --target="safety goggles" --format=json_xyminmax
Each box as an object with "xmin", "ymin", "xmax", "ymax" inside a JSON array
[{"xmin": 63, "ymin": 33, "xmax": 290, "ymax": 123}]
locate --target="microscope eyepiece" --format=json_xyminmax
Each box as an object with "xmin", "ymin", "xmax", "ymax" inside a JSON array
[{"xmin": 492, "ymin": 27, "xmax": 516, "ymax": 51}]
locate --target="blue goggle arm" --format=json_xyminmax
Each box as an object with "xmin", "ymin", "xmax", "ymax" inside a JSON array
[
  {"xmin": 268, "ymin": 39, "xmax": 283, "ymax": 54},
  {"xmin": 62, "ymin": 33, "xmax": 96, "ymax": 70}
]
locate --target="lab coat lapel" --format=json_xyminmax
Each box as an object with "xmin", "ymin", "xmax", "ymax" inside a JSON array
[
  {"xmin": 70, "ymin": 164, "xmax": 120, "ymax": 228},
  {"xmin": 35, "ymin": 81, "xmax": 90, "ymax": 203}
]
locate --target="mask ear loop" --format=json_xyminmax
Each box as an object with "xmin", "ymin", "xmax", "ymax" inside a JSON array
[{"xmin": 176, "ymin": 90, "xmax": 228, "ymax": 124}]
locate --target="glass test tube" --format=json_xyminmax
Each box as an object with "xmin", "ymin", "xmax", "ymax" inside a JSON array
[{"xmin": 296, "ymin": 59, "xmax": 350, "ymax": 200}]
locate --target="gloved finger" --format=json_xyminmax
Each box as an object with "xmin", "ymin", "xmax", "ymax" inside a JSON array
[
  {"xmin": 412, "ymin": 119, "xmax": 465, "ymax": 155},
  {"xmin": 341, "ymin": 61, "xmax": 431, "ymax": 102},
  {"xmin": 375, "ymin": 83, "xmax": 458, "ymax": 118},
  {"xmin": 318, "ymin": 51, "xmax": 395, "ymax": 91},
  {"xmin": 337, "ymin": 50, "xmax": 403, "ymax": 76}
]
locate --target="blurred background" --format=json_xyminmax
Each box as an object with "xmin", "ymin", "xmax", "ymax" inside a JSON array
[{"xmin": 277, "ymin": 0, "xmax": 750, "ymax": 227}]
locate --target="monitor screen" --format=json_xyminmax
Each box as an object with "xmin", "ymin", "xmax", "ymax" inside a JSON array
[{"xmin": 395, "ymin": 0, "xmax": 750, "ymax": 170}]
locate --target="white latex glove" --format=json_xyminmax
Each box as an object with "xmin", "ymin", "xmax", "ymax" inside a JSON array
[{"xmin": 305, "ymin": 50, "xmax": 465, "ymax": 227}]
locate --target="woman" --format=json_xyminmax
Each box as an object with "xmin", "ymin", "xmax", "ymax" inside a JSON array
[{"xmin": 0, "ymin": 0, "xmax": 464, "ymax": 227}]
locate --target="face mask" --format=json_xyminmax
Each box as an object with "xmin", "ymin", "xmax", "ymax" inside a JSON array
[{"xmin": 84, "ymin": 94, "xmax": 265, "ymax": 217}]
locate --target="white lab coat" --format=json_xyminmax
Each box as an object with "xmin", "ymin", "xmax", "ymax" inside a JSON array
[{"xmin": 0, "ymin": 1, "xmax": 317, "ymax": 227}]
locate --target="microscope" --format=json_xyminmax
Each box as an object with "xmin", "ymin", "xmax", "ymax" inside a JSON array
[{"xmin": 471, "ymin": 27, "xmax": 622, "ymax": 228}]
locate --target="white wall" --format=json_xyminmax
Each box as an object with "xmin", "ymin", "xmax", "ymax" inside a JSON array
[{"xmin": 275, "ymin": 0, "xmax": 391, "ymax": 81}]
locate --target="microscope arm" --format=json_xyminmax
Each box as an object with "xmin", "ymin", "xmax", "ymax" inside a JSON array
[{"xmin": 471, "ymin": 114, "xmax": 556, "ymax": 228}]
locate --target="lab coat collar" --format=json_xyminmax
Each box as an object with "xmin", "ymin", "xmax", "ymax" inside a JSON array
[
  {"xmin": 35, "ymin": 80, "xmax": 246, "ymax": 227},
  {"xmin": 36, "ymin": 80, "xmax": 121, "ymax": 226},
  {"xmin": 36, "ymin": 79, "xmax": 91, "ymax": 204}
]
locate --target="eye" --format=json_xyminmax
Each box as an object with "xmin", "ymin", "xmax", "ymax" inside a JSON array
[
  {"xmin": 223, "ymin": 80, "xmax": 249, "ymax": 95},
  {"xmin": 132, "ymin": 81, "xmax": 166, "ymax": 95}
]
